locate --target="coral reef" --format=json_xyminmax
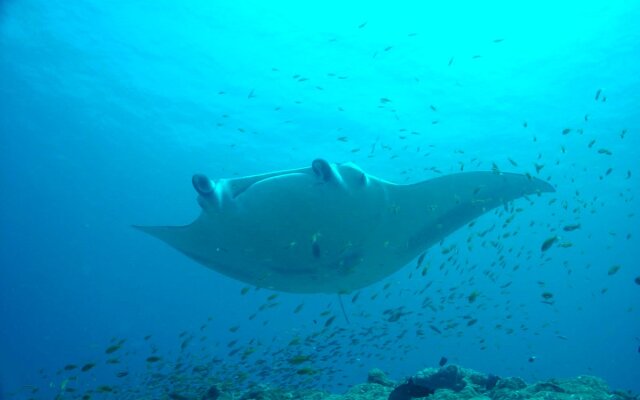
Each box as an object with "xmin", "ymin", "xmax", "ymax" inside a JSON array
[{"xmin": 230, "ymin": 365, "xmax": 637, "ymax": 400}]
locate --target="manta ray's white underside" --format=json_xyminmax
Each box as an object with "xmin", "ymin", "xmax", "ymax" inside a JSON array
[{"xmin": 135, "ymin": 159, "xmax": 554, "ymax": 293}]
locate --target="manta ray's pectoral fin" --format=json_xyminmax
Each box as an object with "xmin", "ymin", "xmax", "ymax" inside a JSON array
[
  {"xmin": 133, "ymin": 224, "xmax": 193, "ymax": 254},
  {"xmin": 133, "ymin": 220, "xmax": 215, "ymax": 267}
]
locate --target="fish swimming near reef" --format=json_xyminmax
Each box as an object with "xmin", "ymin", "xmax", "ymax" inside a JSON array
[{"xmin": 135, "ymin": 159, "xmax": 554, "ymax": 293}]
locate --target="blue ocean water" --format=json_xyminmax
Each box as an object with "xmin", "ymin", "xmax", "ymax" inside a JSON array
[{"xmin": 1, "ymin": 0, "xmax": 639, "ymax": 398}]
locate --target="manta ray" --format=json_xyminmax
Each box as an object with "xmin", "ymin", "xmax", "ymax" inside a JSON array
[{"xmin": 135, "ymin": 159, "xmax": 554, "ymax": 294}]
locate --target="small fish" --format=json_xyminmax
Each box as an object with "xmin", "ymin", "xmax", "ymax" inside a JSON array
[
  {"xmin": 563, "ymin": 224, "xmax": 581, "ymax": 232},
  {"xmin": 448, "ymin": 57, "xmax": 454, "ymax": 66},
  {"xmin": 597, "ymin": 148, "xmax": 612, "ymax": 155},
  {"xmin": 380, "ymin": 97, "xmax": 391, "ymax": 103},
  {"xmin": 240, "ymin": 286, "xmax": 250, "ymax": 295},
  {"xmin": 288, "ymin": 354, "xmax": 312, "ymax": 365},
  {"xmin": 607, "ymin": 265, "xmax": 621, "ymax": 276},
  {"xmin": 528, "ymin": 355, "xmax": 537, "ymax": 363},
  {"xmin": 97, "ymin": 385, "xmax": 113, "ymax": 393},
  {"xmin": 351, "ymin": 292, "xmax": 360, "ymax": 303},
  {"xmin": 324, "ymin": 315, "xmax": 336, "ymax": 328},
  {"xmin": 293, "ymin": 303, "xmax": 304, "ymax": 313},
  {"xmin": 635, "ymin": 276, "xmax": 640, "ymax": 285},
  {"xmin": 467, "ymin": 291, "xmax": 480, "ymax": 303},
  {"xmin": 491, "ymin": 162, "xmax": 500, "ymax": 174},
  {"xmin": 116, "ymin": 371, "xmax": 128, "ymax": 378},
  {"xmin": 80, "ymin": 363, "xmax": 95, "ymax": 372},
  {"xmin": 105, "ymin": 344, "xmax": 122, "ymax": 354},
  {"xmin": 146, "ymin": 356, "xmax": 162, "ymax": 363},
  {"xmin": 562, "ymin": 128, "xmax": 571, "ymax": 135},
  {"xmin": 63, "ymin": 364, "xmax": 77, "ymax": 371},
  {"xmin": 296, "ymin": 367, "xmax": 317, "ymax": 375},
  {"xmin": 358, "ymin": 21, "xmax": 367, "ymax": 29},
  {"xmin": 534, "ymin": 163, "xmax": 545, "ymax": 174},
  {"xmin": 541, "ymin": 292, "xmax": 554, "ymax": 300},
  {"xmin": 541, "ymin": 236, "xmax": 557, "ymax": 252},
  {"xmin": 438, "ymin": 356, "xmax": 448, "ymax": 367},
  {"xmin": 595, "ymin": 89, "xmax": 602, "ymax": 100},
  {"xmin": 508, "ymin": 158, "xmax": 518, "ymax": 167}
]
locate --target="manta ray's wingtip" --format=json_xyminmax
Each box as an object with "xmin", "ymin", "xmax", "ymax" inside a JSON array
[
  {"xmin": 131, "ymin": 223, "xmax": 196, "ymax": 257},
  {"xmin": 131, "ymin": 224, "xmax": 149, "ymax": 232},
  {"xmin": 535, "ymin": 178, "xmax": 556, "ymax": 194},
  {"xmin": 131, "ymin": 224, "xmax": 167, "ymax": 238}
]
